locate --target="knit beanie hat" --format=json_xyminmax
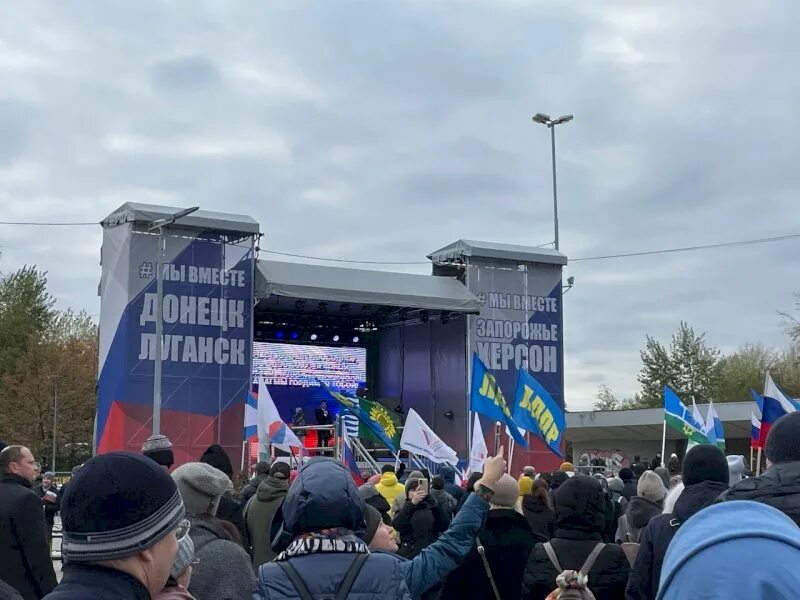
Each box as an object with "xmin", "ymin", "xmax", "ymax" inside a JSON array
[
  {"xmin": 170, "ymin": 534, "xmax": 195, "ymax": 580},
  {"xmin": 551, "ymin": 470, "xmax": 569, "ymax": 490},
  {"xmin": 559, "ymin": 462, "xmax": 575, "ymax": 473},
  {"xmin": 43, "ymin": 471, "xmax": 55, "ymax": 479},
  {"xmin": 363, "ymin": 504, "xmax": 382, "ymax": 544},
  {"xmin": 654, "ymin": 467, "xmax": 671, "ymax": 489},
  {"xmin": 199, "ymin": 444, "xmax": 233, "ymax": 479},
  {"xmin": 171, "ymin": 462, "xmax": 231, "ymax": 517},
  {"xmin": 727, "ymin": 455, "xmax": 746, "ymax": 486},
  {"xmin": 619, "ymin": 467, "xmax": 634, "ymax": 482},
  {"xmin": 608, "ymin": 477, "xmax": 625, "ymax": 494},
  {"xmin": 637, "ymin": 470, "xmax": 667, "ymax": 503},
  {"xmin": 518, "ymin": 475, "xmax": 534, "ymax": 497},
  {"xmin": 270, "ymin": 462, "xmax": 291, "ymax": 480},
  {"xmin": 142, "ymin": 434, "xmax": 174, "ymax": 469},
  {"xmin": 632, "ymin": 463, "xmax": 647, "ymax": 478},
  {"xmin": 61, "ymin": 452, "xmax": 185, "ymax": 563},
  {"xmin": 491, "ymin": 474, "xmax": 520, "ymax": 507},
  {"xmin": 523, "ymin": 466, "xmax": 536, "ymax": 477},
  {"xmin": 766, "ymin": 412, "xmax": 800, "ymax": 464},
  {"xmin": 682, "ymin": 444, "xmax": 728, "ymax": 486}
]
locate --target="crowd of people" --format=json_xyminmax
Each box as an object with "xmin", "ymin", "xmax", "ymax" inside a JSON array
[{"xmin": 2, "ymin": 411, "xmax": 800, "ymax": 599}]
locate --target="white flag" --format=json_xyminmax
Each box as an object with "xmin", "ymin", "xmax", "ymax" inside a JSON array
[
  {"xmin": 469, "ymin": 413, "xmax": 489, "ymax": 474},
  {"xmin": 257, "ymin": 378, "xmax": 304, "ymax": 455},
  {"xmin": 400, "ymin": 408, "xmax": 459, "ymax": 466}
]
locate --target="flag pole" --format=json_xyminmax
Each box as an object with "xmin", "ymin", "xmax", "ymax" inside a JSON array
[
  {"xmin": 660, "ymin": 414, "xmax": 667, "ymax": 467},
  {"xmin": 508, "ymin": 437, "xmax": 515, "ymax": 474},
  {"xmin": 756, "ymin": 447, "xmax": 762, "ymax": 476},
  {"xmin": 749, "ymin": 446, "xmax": 754, "ymax": 473}
]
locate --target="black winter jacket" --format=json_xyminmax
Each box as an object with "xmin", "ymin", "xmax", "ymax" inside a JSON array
[
  {"xmin": 625, "ymin": 479, "xmax": 729, "ymax": 600},
  {"xmin": 521, "ymin": 495, "xmax": 555, "ymax": 543},
  {"xmin": 0, "ymin": 475, "xmax": 57, "ymax": 600},
  {"xmin": 42, "ymin": 564, "xmax": 148, "ymax": 600},
  {"xmin": 393, "ymin": 496, "xmax": 449, "ymax": 558},
  {"xmin": 718, "ymin": 461, "xmax": 800, "ymax": 526},
  {"xmin": 441, "ymin": 509, "xmax": 534, "ymax": 600},
  {"xmin": 621, "ymin": 480, "xmax": 637, "ymax": 502},
  {"xmin": 522, "ymin": 476, "xmax": 629, "ymax": 600},
  {"xmin": 615, "ymin": 497, "xmax": 662, "ymax": 544}
]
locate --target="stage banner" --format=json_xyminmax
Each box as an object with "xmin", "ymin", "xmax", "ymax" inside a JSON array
[
  {"xmin": 96, "ymin": 205, "xmax": 257, "ymax": 468},
  {"xmin": 465, "ymin": 254, "xmax": 564, "ymax": 469}
]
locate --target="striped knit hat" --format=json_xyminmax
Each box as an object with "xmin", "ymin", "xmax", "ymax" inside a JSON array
[{"xmin": 60, "ymin": 452, "xmax": 185, "ymax": 563}]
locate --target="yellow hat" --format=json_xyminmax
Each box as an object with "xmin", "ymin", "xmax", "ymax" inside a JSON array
[
  {"xmin": 518, "ymin": 475, "xmax": 534, "ymax": 497},
  {"xmin": 559, "ymin": 462, "xmax": 575, "ymax": 473}
]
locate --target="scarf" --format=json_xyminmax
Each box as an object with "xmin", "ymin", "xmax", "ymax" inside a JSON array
[{"xmin": 275, "ymin": 528, "xmax": 369, "ymax": 561}]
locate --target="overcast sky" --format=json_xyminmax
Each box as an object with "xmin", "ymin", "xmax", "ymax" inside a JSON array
[{"xmin": 1, "ymin": 2, "xmax": 799, "ymax": 409}]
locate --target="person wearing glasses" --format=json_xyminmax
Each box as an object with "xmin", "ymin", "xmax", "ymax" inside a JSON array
[
  {"xmin": 156, "ymin": 534, "xmax": 199, "ymax": 600},
  {"xmin": 42, "ymin": 452, "xmax": 188, "ymax": 600}
]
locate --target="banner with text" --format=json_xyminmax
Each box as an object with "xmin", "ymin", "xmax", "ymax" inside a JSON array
[
  {"xmin": 97, "ymin": 220, "xmax": 255, "ymax": 466},
  {"xmin": 467, "ymin": 256, "xmax": 564, "ymax": 467}
]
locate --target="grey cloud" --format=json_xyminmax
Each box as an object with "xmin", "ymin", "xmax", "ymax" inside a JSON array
[{"xmin": 150, "ymin": 55, "xmax": 221, "ymax": 91}]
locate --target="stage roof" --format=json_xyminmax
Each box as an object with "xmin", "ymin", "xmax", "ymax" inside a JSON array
[
  {"xmin": 101, "ymin": 202, "xmax": 260, "ymax": 235},
  {"xmin": 255, "ymin": 259, "xmax": 481, "ymax": 313},
  {"xmin": 565, "ymin": 401, "xmax": 753, "ymax": 443},
  {"xmin": 428, "ymin": 239, "xmax": 568, "ymax": 266}
]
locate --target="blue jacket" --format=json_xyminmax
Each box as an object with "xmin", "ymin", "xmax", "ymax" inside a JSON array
[
  {"xmin": 657, "ymin": 501, "xmax": 800, "ymax": 599},
  {"xmin": 383, "ymin": 492, "xmax": 489, "ymax": 599},
  {"xmin": 255, "ymin": 458, "xmax": 412, "ymax": 600}
]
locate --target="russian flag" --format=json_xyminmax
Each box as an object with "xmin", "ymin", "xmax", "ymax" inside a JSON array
[
  {"xmin": 760, "ymin": 372, "xmax": 797, "ymax": 447},
  {"xmin": 750, "ymin": 388, "xmax": 763, "ymax": 449},
  {"xmin": 244, "ymin": 389, "xmax": 258, "ymax": 440},
  {"xmin": 342, "ymin": 434, "xmax": 363, "ymax": 486}
]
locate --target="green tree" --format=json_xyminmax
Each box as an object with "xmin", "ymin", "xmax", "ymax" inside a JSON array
[
  {"xmin": 713, "ymin": 343, "xmax": 776, "ymax": 402},
  {"xmin": 593, "ymin": 384, "xmax": 645, "ymax": 411},
  {"xmin": 637, "ymin": 322, "xmax": 720, "ymax": 407}
]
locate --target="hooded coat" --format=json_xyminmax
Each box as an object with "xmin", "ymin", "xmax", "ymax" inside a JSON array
[
  {"xmin": 522, "ymin": 476, "xmax": 630, "ymax": 600},
  {"xmin": 615, "ymin": 497, "xmax": 662, "ymax": 544},
  {"xmin": 718, "ymin": 461, "xmax": 800, "ymax": 526},
  {"xmin": 657, "ymin": 501, "xmax": 800, "ymax": 599},
  {"xmin": 438, "ymin": 465, "xmax": 464, "ymax": 503},
  {"xmin": 625, "ymin": 480, "xmax": 729, "ymax": 600},
  {"xmin": 245, "ymin": 475, "xmax": 289, "ymax": 569},
  {"xmin": 375, "ymin": 471, "xmax": 406, "ymax": 511},
  {"xmin": 255, "ymin": 458, "xmax": 411, "ymax": 600},
  {"xmin": 187, "ymin": 515, "xmax": 256, "ymax": 600},
  {"xmin": 441, "ymin": 508, "xmax": 534, "ymax": 600},
  {"xmin": 521, "ymin": 493, "xmax": 555, "ymax": 543}
]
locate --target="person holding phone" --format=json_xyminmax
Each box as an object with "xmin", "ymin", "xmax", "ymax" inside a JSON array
[{"xmin": 392, "ymin": 477, "xmax": 448, "ymax": 559}]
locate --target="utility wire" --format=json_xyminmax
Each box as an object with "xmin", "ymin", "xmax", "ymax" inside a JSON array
[
  {"xmin": 570, "ymin": 233, "xmax": 800, "ymax": 262},
  {"xmin": 2, "ymin": 219, "xmax": 799, "ymax": 264},
  {"xmin": 0, "ymin": 221, "xmax": 96, "ymax": 226}
]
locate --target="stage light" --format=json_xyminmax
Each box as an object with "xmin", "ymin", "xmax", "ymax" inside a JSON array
[
  {"xmin": 275, "ymin": 331, "xmax": 285, "ymax": 339},
  {"xmin": 310, "ymin": 333, "xmax": 318, "ymax": 341},
  {"xmin": 352, "ymin": 336, "xmax": 359, "ymax": 343},
  {"xmin": 290, "ymin": 331, "xmax": 299, "ymax": 340},
  {"xmin": 444, "ymin": 410, "xmax": 455, "ymax": 420},
  {"xmin": 317, "ymin": 302, "xmax": 328, "ymax": 314},
  {"xmin": 333, "ymin": 335, "xmax": 340, "ymax": 342}
]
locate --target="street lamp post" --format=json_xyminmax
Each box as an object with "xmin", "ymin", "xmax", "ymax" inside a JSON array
[
  {"xmin": 147, "ymin": 206, "xmax": 200, "ymax": 435},
  {"xmin": 532, "ymin": 113, "xmax": 573, "ymax": 251},
  {"xmin": 51, "ymin": 376, "xmax": 59, "ymax": 471}
]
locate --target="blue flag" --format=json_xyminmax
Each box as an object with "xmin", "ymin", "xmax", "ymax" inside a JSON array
[
  {"xmin": 317, "ymin": 380, "xmax": 398, "ymax": 453},
  {"xmin": 512, "ymin": 367, "xmax": 565, "ymax": 458},
  {"xmin": 470, "ymin": 354, "xmax": 528, "ymax": 448}
]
